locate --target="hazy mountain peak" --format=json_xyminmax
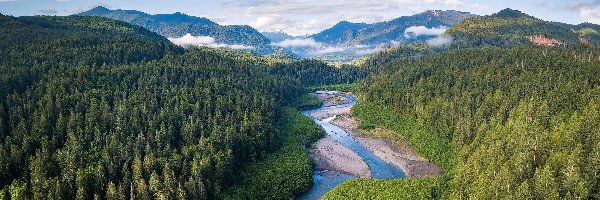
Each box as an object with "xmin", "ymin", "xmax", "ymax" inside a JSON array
[
  {"xmin": 261, "ymin": 31, "xmax": 295, "ymax": 43},
  {"xmin": 83, "ymin": 6, "xmax": 111, "ymax": 15},
  {"xmin": 334, "ymin": 20, "xmax": 367, "ymax": 26},
  {"xmin": 76, "ymin": 7, "xmax": 274, "ymax": 54}
]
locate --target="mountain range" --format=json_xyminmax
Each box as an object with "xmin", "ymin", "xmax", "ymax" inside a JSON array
[
  {"xmin": 78, "ymin": 6, "xmax": 276, "ymax": 54},
  {"xmin": 311, "ymin": 10, "xmax": 474, "ymax": 46},
  {"xmin": 76, "ymin": 7, "xmax": 600, "ymax": 61}
]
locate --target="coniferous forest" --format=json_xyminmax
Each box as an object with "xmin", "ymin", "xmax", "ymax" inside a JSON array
[
  {"xmin": 326, "ymin": 46, "xmax": 600, "ymax": 199},
  {"xmin": 0, "ymin": 15, "xmax": 329, "ymax": 199},
  {"xmin": 2, "ymin": 5, "xmax": 600, "ymax": 200}
]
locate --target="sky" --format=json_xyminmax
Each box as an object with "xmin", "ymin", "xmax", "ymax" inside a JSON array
[{"xmin": 0, "ymin": 0, "xmax": 598, "ymax": 36}]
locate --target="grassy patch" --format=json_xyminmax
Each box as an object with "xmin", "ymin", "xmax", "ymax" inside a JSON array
[
  {"xmin": 295, "ymin": 94, "xmax": 322, "ymax": 110},
  {"xmin": 323, "ymin": 101, "xmax": 457, "ymax": 199},
  {"xmin": 576, "ymin": 28, "xmax": 599, "ymax": 36},
  {"xmin": 221, "ymin": 107, "xmax": 323, "ymax": 200},
  {"xmin": 351, "ymin": 102, "xmax": 456, "ymax": 172}
]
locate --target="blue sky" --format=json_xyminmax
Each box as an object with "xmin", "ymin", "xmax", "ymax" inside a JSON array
[{"xmin": 0, "ymin": 0, "xmax": 598, "ymax": 36}]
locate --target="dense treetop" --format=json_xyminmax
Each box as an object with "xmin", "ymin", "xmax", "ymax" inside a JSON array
[
  {"xmin": 0, "ymin": 14, "xmax": 314, "ymax": 200},
  {"xmin": 341, "ymin": 45, "xmax": 600, "ymax": 199}
]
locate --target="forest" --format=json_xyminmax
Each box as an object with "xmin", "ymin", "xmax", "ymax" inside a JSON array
[
  {"xmin": 324, "ymin": 46, "xmax": 600, "ymax": 199},
  {"xmin": 0, "ymin": 14, "xmax": 335, "ymax": 199},
  {"xmin": 3, "ymin": 6, "xmax": 600, "ymax": 200}
]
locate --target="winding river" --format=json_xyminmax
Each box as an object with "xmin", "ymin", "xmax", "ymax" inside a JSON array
[{"xmin": 297, "ymin": 92, "xmax": 405, "ymax": 200}]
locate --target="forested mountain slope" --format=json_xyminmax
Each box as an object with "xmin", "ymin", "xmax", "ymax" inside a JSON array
[
  {"xmin": 0, "ymin": 14, "xmax": 182, "ymax": 98},
  {"xmin": 326, "ymin": 46, "xmax": 600, "ymax": 199},
  {"xmin": 447, "ymin": 8, "xmax": 600, "ymax": 47},
  {"xmin": 0, "ymin": 14, "xmax": 321, "ymax": 199},
  {"xmin": 78, "ymin": 6, "xmax": 275, "ymax": 55}
]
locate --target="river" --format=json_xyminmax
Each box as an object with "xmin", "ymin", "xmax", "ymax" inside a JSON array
[{"xmin": 296, "ymin": 92, "xmax": 405, "ymax": 200}]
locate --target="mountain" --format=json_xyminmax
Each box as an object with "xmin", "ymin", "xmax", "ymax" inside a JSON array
[
  {"xmin": 311, "ymin": 21, "xmax": 370, "ymax": 45},
  {"xmin": 0, "ymin": 14, "xmax": 181, "ymax": 67},
  {"xmin": 0, "ymin": 13, "xmax": 331, "ymax": 200},
  {"xmin": 490, "ymin": 8, "xmax": 535, "ymax": 18},
  {"xmin": 285, "ymin": 10, "xmax": 473, "ymax": 62},
  {"xmin": 261, "ymin": 31, "xmax": 295, "ymax": 43},
  {"xmin": 310, "ymin": 10, "xmax": 475, "ymax": 46},
  {"xmin": 447, "ymin": 8, "xmax": 600, "ymax": 47},
  {"xmin": 78, "ymin": 6, "xmax": 275, "ymax": 54}
]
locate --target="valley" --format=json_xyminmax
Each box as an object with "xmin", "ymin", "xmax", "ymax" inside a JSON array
[
  {"xmin": 298, "ymin": 91, "xmax": 441, "ymax": 199},
  {"xmin": 1, "ymin": 2, "xmax": 600, "ymax": 200}
]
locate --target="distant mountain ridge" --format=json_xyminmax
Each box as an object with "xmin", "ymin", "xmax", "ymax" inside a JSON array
[
  {"xmin": 310, "ymin": 10, "xmax": 475, "ymax": 46},
  {"xmin": 78, "ymin": 6, "xmax": 275, "ymax": 54},
  {"xmin": 260, "ymin": 31, "xmax": 295, "ymax": 43}
]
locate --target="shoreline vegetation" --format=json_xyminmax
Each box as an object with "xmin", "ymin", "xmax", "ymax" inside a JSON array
[
  {"xmin": 324, "ymin": 101, "xmax": 453, "ymax": 199},
  {"xmin": 221, "ymin": 107, "xmax": 323, "ymax": 199},
  {"xmin": 303, "ymin": 90, "xmax": 444, "ymax": 199}
]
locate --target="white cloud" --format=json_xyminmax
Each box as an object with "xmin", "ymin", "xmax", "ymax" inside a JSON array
[
  {"xmin": 168, "ymin": 33, "xmax": 216, "ymax": 46},
  {"xmin": 314, "ymin": 46, "xmax": 346, "ymax": 54},
  {"xmin": 270, "ymin": 38, "xmax": 347, "ymax": 55},
  {"xmin": 443, "ymin": 0, "xmax": 464, "ymax": 7},
  {"xmin": 423, "ymin": 0, "xmax": 464, "ymax": 7},
  {"xmin": 249, "ymin": 15, "xmax": 333, "ymax": 36},
  {"xmin": 470, "ymin": 3, "xmax": 488, "ymax": 12},
  {"xmin": 215, "ymin": 0, "xmax": 484, "ymax": 36},
  {"xmin": 426, "ymin": 35, "xmax": 453, "ymax": 47},
  {"xmin": 404, "ymin": 26, "xmax": 448, "ymax": 38},
  {"xmin": 580, "ymin": 7, "xmax": 600, "ymax": 24},
  {"xmin": 168, "ymin": 33, "xmax": 254, "ymax": 50},
  {"xmin": 272, "ymin": 38, "xmax": 323, "ymax": 48}
]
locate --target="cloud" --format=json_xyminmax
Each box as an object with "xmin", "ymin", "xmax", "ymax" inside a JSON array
[
  {"xmin": 314, "ymin": 46, "xmax": 346, "ymax": 54},
  {"xmin": 424, "ymin": 0, "xmax": 465, "ymax": 7},
  {"xmin": 169, "ymin": 34, "xmax": 216, "ymax": 46},
  {"xmin": 442, "ymin": 0, "xmax": 464, "ymax": 7},
  {"xmin": 470, "ymin": 3, "xmax": 488, "ymax": 11},
  {"xmin": 272, "ymin": 38, "xmax": 323, "ymax": 48},
  {"xmin": 216, "ymin": 0, "xmax": 482, "ymax": 36},
  {"xmin": 249, "ymin": 15, "xmax": 334, "ymax": 36},
  {"xmin": 581, "ymin": 7, "xmax": 600, "ymax": 24},
  {"xmin": 426, "ymin": 35, "xmax": 453, "ymax": 47},
  {"xmin": 404, "ymin": 26, "xmax": 448, "ymax": 38},
  {"xmin": 168, "ymin": 33, "xmax": 254, "ymax": 50},
  {"xmin": 271, "ymin": 38, "xmax": 348, "ymax": 55},
  {"xmin": 566, "ymin": 0, "xmax": 600, "ymax": 10},
  {"xmin": 37, "ymin": 9, "xmax": 58, "ymax": 15}
]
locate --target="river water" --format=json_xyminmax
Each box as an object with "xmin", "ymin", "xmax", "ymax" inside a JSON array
[{"xmin": 296, "ymin": 92, "xmax": 405, "ymax": 200}]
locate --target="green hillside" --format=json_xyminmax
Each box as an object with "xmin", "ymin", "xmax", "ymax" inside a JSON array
[
  {"xmin": 0, "ymin": 14, "xmax": 333, "ymax": 199},
  {"xmin": 447, "ymin": 8, "xmax": 598, "ymax": 47},
  {"xmin": 325, "ymin": 45, "xmax": 600, "ymax": 199}
]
